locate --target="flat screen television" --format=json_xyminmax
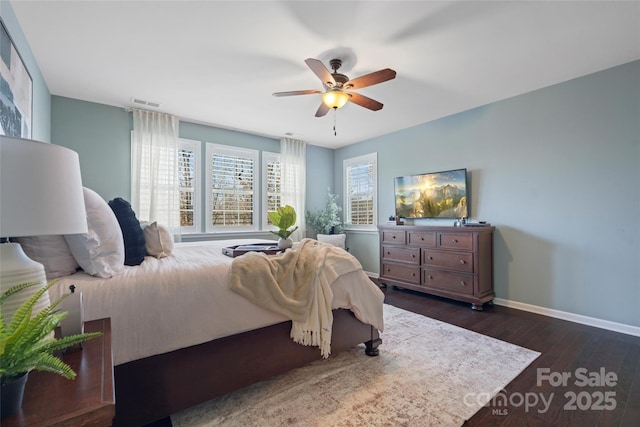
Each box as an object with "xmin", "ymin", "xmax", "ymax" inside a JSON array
[{"xmin": 394, "ymin": 168, "xmax": 468, "ymax": 219}]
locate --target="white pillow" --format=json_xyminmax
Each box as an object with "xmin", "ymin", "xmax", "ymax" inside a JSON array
[
  {"xmin": 143, "ymin": 222, "xmax": 174, "ymax": 258},
  {"xmin": 15, "ymin": 235, "xmax": 79, "ymax": 279},
  {"xmin": 65, "ymin": 187, "xmax": 125, "ymax": 278},
  {"xmin": 316, "ymin": 233, "xmax": 346, "ymax": 249}
]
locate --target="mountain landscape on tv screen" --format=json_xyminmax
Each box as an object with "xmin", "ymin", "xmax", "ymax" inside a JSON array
[{"xmin": 396, "ymin": 182, "xmax": 467, "ymax": 219}]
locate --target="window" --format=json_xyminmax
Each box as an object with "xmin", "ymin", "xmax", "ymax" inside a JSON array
[
  {"xmin": 262, "ymin": 151, "xmax": 281, "ymax": 230},
  {"xmin": 205, "ymin": 144, "xmax": 259, "ymax": 232},
  {"xmin": 344, "ymin": 153, "xmax": 377, "ymax": 229},
  {"xmin": 139, "ymin": 138, "xmax": 278, "ymax": 235},
  {"xmin": 177, "ymin": 139, "xmax": 200, "ymax": 233}
]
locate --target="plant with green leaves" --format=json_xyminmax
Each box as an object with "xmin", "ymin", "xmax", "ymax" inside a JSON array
[
  {"xmin": 268, "ymin": 205, "xmax": 299, "ymax": 239},
  {"xmin": 306, "ymin": 190, "xmax": 343, "ymax": 235},
  {"xmin": 0, "ymin": 280, "xmax": 102, "ymax": 383}
]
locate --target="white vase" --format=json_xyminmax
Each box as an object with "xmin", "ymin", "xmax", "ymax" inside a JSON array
[{"xmin": 277, "ymin": 238, "xmax": 293, "ymax": 249}]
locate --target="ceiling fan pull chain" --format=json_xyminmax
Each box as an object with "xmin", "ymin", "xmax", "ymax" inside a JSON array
[{"xmin": 333, "ymin": 108, "xmax": 338, "ymax": 136}]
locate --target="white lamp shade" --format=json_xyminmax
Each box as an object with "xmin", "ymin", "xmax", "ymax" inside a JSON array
[
  {"xmin": 0, "ymin": 136, "xmax": 88, "ymax": 237},
  {"xmin": 1, "ymin": 136, "xmax": 88, "ymax": 325}
]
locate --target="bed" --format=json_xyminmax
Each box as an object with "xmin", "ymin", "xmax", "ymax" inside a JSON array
[{"xmin": 46, "ymin": 238, "xmax": 385, "ymax": 426}]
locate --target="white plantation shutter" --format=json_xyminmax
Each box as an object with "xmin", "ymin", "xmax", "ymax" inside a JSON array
[
  {"xmin": 262, "ymin": 152, "xmax": 281, "ymax": 229},
  {"xmin": 178, "ymin": 139, "xmax": 200, "ymax": 233},
  {"xmin": 206, "ymin": 144, "xmax": 258, "ymax": 232},
  {"xmin": 344, "ymin": 153, "xmax": 377, "ymax": 229}
]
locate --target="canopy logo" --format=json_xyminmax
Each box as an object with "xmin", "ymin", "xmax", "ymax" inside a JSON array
[{"xmin": 464, "ymin": 367, "xmax": 618, "ymax": 415}]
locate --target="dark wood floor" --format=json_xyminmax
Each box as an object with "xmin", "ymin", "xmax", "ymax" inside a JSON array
[{"xmin": 382, "ymin": 285, "xmax": 640, "ymax": 427}]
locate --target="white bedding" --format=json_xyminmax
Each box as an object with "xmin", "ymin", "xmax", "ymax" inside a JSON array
[{"xmin": 48, "ymin": 239, "xmax": 384, "ymax": 365}]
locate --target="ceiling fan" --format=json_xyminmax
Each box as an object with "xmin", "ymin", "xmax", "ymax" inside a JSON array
[{"xmin": 273, "ymin": 58, "xmax": 396, "ymax": 117}]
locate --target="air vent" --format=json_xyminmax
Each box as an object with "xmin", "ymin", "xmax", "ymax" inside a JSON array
[{"xmin": 131, "ymin": 98, "xmax": 161, "ymax": 108}]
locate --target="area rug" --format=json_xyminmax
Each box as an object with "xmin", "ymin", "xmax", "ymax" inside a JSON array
[{"xmin": 172, "ymin": 304, "xmax": 540, "ymax": 427}]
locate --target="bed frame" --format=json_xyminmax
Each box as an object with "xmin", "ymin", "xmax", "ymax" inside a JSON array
[{"xmin": 112, "ymin": 308, "xmax": 381, "ymax": 426}]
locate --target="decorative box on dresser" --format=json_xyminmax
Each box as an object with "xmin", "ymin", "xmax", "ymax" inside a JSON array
[{"xmin": 378, "ymin": 225, "xmax": 495, "ymax": 310}]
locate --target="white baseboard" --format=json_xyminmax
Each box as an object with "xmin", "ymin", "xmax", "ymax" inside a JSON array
[
  {"xmin": 493, "ymin": 298, "xmax": 640, "ymax": 338},
  {"xmin": 365, "ymin": 273, "xmax": 639, "ymax": 337}
]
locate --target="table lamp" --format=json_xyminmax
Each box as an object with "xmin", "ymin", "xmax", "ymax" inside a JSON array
[{"xmin": 0, "ymin": 136, "xmax": 88, "ymax": 323}]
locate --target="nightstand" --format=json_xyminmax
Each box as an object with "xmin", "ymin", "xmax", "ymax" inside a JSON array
[{"xmin": 3, "ymin": 318, "xmax": 115, "ymax": 427}]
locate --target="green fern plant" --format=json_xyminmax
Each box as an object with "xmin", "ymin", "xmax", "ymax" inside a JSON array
[{"xmin": 0, "ymin": 280, "xmax": 102, "ymax": 383}]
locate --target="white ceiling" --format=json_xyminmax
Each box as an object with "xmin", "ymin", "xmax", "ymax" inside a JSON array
[{"xmin": 10, "ymin": 1, "xmax": 640, "ymax": 149}]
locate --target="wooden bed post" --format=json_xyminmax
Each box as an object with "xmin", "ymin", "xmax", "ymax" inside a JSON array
[{"xmin": 365, "ymin": 336, "xmax": 382, "ymax": 356}]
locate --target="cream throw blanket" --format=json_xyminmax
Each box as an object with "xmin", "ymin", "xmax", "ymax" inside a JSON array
[{"xmin": 229, "ymin": 238, "xmax": 363, "ymax": 358}]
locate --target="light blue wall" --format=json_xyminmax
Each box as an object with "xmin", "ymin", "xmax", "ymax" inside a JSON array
[
  {"xmin": 0, "ymin": 1, "xmax": 50, "ymax": 141},
  {"xmin": 305, "ymin": 144, "xmax": 334, "ymax": 226},
  {"xmin": 336, "ymin": 60, "xmax": 640, "ymax": 327},
  {"xmin": 52, "ymin": 96, "xmax": 131, "ymax": 201},
  {"xmin": 50, "ymin": 96, "xmax": 334, "ymax": 237},
  {"xmin": 180, "ymin": 121, "xmax": 279, "ymax": 152}
]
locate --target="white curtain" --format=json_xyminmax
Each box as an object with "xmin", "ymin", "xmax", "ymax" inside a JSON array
[
  {"xmin": 280, "ymin": 137, "xmax": 306, "ymax": 241},
  {"xmin": 131, "ymin": 109, "xmax": 181, "ymax": 236}
]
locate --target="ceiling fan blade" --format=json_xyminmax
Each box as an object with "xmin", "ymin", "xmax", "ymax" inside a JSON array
[
  {"xmin": 344, "ymin": 68, "xmax": 396, "ymax": 90},
  {"xmin": 272, "ymin": 89, "xmax": 322, "ymax": 97},
  {"xmin": 315, "ymin": 102, "xmax": 330, "ymax": 117},
  {"xmin": 348, "ymin": 92, "xmax": 384, "ymax": 111},
  {"xmin": 305, "ymin": 58, "xmax": 336, "ymax": 88}
]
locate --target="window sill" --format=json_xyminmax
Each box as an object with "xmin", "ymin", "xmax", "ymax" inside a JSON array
[
  {"xmin": 180, "ymin": 231, "xmax": 275, "ymax": 242},
  {"xmin": 343, "ymin": 228, "xmax": 378, "ymax": 234}
]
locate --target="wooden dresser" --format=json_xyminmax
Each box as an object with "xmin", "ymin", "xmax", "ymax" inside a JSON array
[{"xmin": 378, "ymin": 225, "xmax": 495, "ymax": 310}]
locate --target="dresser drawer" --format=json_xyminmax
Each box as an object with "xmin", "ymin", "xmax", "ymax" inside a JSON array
[
  {"xmin": 408, "ymin": 231, "xmax": 437, "ymax": 247},
  {"xmin": 422, "ymin": 250, "xmax": 473, "ymax": 273},
  {"xmin": 382, "ymin": 263, "xmax": 420, "ymax": 284},
  {"xmin": 438, "ymin": 232, "xmax": 473, "ymax": 250},
  {"xmin": 382, "ymin": 245, "xmax": 420, "ymax": 264},
  {"xmin": 422, "ymin": 269, "xmax": 473, "ymax": 295},
  {"xmin": 382, "ymin": 230, "xmax": 406, "ymax": 245}
]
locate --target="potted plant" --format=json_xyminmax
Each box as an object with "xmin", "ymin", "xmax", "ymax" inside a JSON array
[
  {"xmin": 268, "ymin": 205, "xmax": 299, "ymax": 249},
  {"xmin": 306, "ymin": 190, "xmax": 344, "ymax": 235},
  {"xmin": 0, "ymin": 280, "xmax": 102, "ymax": 419}
]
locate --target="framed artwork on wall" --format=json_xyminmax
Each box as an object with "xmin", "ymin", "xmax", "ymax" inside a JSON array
[{"xmin": 0, "ymin": 18, "xmax": 33, "ymax": 139}]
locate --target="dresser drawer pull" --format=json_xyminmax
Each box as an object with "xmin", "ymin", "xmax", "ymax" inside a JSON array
[
  {"xmin": 420, "ymin": 237, "xmax": 425, "ymax": 240},
  {"xmin": 392, "ymin": 235, "xmax": 396, "ymax": 239},
  {"xmin": 459, "ymin": 259, "xmax": 465, "ymax": 264},
  {"xmin": 387, "ymin": 251, "xmax": 391, "ymax": 255},
  {"xmin": 387, "ymin": 268, "xmax": 391, "ymax": 272},
  {"xmin": 428, "ymin": 256, "xmax": 433, "ymax": 260},
  {"xmin": 452, "ymin": 239, "xmax": 458, "ymax": 243},
  {"xmin": 412, "ymin": 254, "xmax": 416, "ymax": 258},
  {"xmin": 460, "ymin": 281, "xmax": 466, "ymax": 286},
  {"xmin": 411, "ymin": 273, "xmax": 416, "ymax": 277},
  {"xmin": 428, "ymin": 275, "xmax": 433, "ymax": 280}
]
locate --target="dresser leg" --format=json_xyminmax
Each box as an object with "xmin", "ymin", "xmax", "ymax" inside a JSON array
[{"xmin": 471, "ymin": 303, "xmax": 484, "ymax": 311}]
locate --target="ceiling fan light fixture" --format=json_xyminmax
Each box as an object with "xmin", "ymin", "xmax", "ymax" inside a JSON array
[{"xmin": 322, "ymin": 89, "xmax": 349, "ymax": 109}]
